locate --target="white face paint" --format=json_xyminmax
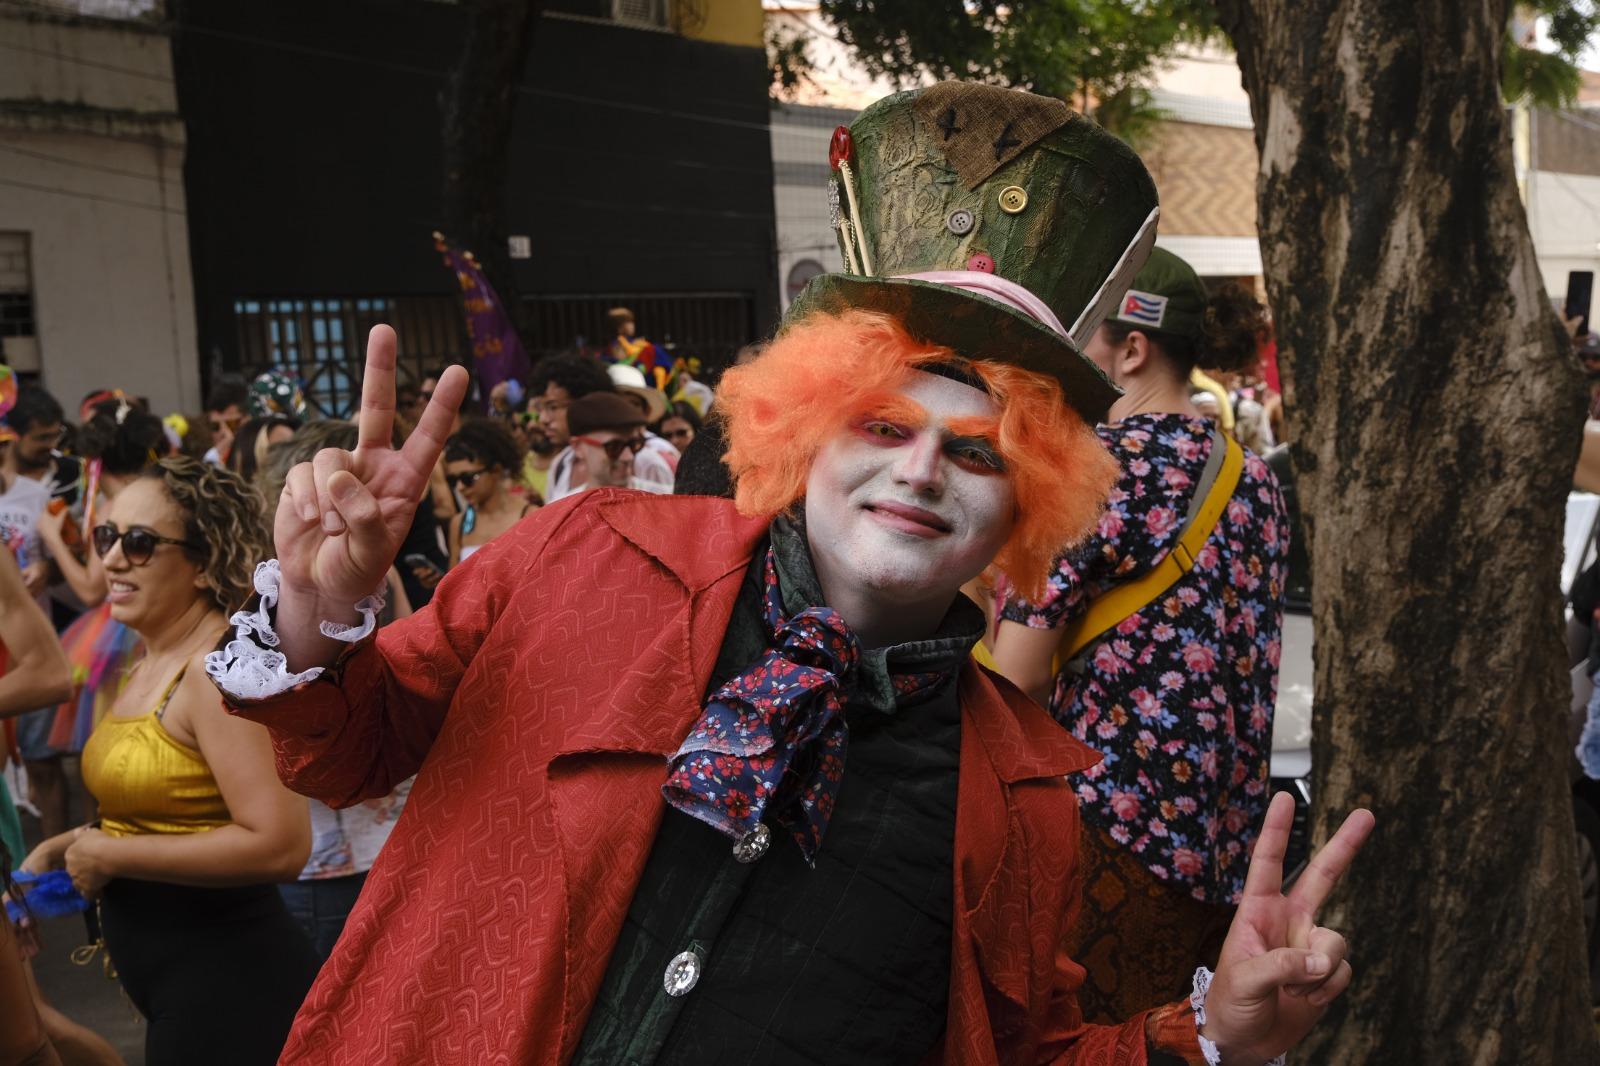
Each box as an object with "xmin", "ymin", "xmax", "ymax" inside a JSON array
[{"xmin": 804, "ymin": 370, "xmax": 1015, "ymax": 612}]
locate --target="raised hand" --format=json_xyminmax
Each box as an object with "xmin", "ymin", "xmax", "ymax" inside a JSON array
[
  {"xmin": 1200, "ymin": 792, "xmax": 1376, "ymax": 1064},
  {"xmin": 277, "ymin": 325, "xmax": 468, "ymax": 615}
]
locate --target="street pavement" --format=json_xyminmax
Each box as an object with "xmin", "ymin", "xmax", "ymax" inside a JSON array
[{"xmin": 30, "ymin": 909, "xmax": 144, "ymax": 1063}]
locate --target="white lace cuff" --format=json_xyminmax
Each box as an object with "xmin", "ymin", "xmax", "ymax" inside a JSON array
[
  {"xmin": 204, "ymin": 559, "xmax": 385, "ymax": 701},
  {"xmin": 1191, "ymin": 967, "xmax": 1286, "ymax": 1066}
]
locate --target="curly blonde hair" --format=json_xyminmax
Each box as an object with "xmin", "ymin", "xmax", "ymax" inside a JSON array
[{"xmin": 142, "ymin": 456, "xmax": 269, "ymax": 614}]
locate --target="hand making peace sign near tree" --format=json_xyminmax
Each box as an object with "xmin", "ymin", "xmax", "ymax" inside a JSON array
[
  {"xmin": 271, "ymin": 325, "xmax": 469, "ymax": 672},
  {"xmin": 1200, "ymin": 791, "xmax": 1376, "ymax": 1062}
]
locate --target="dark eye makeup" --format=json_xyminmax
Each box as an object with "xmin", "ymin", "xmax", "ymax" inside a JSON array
[{"xmin": 946, "ymin": 436, "xmax": 1006, "ymax": 472}]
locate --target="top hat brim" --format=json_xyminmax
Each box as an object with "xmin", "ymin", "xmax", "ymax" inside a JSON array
[{"xmin": 784, "ymin": 273, "xmax": 1120, "ymax": 425}]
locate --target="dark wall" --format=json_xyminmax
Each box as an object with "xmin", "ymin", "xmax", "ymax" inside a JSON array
[{"xmin": 172, "ymin": 1, "xmax": 778, "ymax": 373}]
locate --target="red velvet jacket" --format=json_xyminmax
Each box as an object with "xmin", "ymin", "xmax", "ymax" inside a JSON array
[{"xmin": 222, "ymin": 491, "xmax": 1201, "ymax": 1065}]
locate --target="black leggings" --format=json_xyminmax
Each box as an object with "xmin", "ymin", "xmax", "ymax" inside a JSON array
[{"xmin": 100, "ymin": 878, "xmax": 321, "ymax": 1066}]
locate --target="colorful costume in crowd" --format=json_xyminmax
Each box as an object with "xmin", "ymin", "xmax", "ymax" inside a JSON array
[
  {"xmin": 47, "ymin": 604, "xmax": 140, "ymax": 751},
  {"xmin": 207, "ymin": 84, "xmax": 1245, "ymax": 1065},
  {"xmin": 669, "ymin": 357, "xmax": 715, "ymax": 415},
  {"xmin": 248, "ymin": 369, "xmax": 307, "ymax": 419},
  {"xmin": 605, "ymin": 311, "xmax": 668, "ymax": 385}
]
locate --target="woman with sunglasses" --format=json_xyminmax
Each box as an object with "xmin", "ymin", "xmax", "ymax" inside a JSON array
[
  {"xmin": 443, "ymin": 418, "xmax": 536, "ymax": 567},
  {"xmin": 22, "ymin": 458, "xmax": 316, "ymax": 1066},
  {"xmin": 35, "ymin": 400, "xmax": 168, "ymax": 759},
  {"xmin": 654, "ymin": 398, "xmax": 702, "ymax": 456}
]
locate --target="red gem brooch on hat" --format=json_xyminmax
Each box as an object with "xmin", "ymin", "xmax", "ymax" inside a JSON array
[{"xmin": 828, "ymin": 126, "xmax": 872, "ymax": 274}]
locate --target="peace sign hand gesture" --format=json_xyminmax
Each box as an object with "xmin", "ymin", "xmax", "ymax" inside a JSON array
[
  {"xmin": 1200, "ymin": 793, "xmax": 1376, "ymax": 1065},
  {"xmin": 272, "ymin": 325, "xmax": 467, "ymax": 669}
]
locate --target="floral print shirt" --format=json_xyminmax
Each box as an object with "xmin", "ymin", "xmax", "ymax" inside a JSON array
[{"xmin": 1000, "ymin": 413, "xmax": 1288, "ymax": 904}]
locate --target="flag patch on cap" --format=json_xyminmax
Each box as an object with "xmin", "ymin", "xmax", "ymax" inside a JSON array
[{"xmin": 1120, "ymin": 290, "xmax": 1167, "ymax": 327}]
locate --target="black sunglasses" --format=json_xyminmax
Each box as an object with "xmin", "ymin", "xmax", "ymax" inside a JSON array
[
  {"xmin": 92, "ymin": 523, "xmax": 201, "ymax": 566},
  {"xmin": 446, "ymin": 469, "xmax": 487, "ymax": 490}
]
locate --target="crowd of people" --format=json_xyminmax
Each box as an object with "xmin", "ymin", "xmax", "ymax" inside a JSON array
[
  {"xmin": 0, "ymin": 326, "xmax": 721, "ymax": 1064},
  {"xmin": 0, "ymin": 81, "xmax": 1373, "ymax": 1066}
]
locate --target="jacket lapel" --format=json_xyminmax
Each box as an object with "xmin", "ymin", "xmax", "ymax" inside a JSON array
[
  {"xmin": 545, "ymin": 494, "xmax": 769, "ymax": 760},
  {"xmin": 954, "ymin": 663, "xmax": 1101, "ymax": 1013},
  {"xmin": 545, "ymin": 494, "xmax": 768, "ymax": 1057}
]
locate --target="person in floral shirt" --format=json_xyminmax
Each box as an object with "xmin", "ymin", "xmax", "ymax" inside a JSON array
[{"xmin": 991, "ymin": 248, "xmax": 1289, "ymax": 1022}]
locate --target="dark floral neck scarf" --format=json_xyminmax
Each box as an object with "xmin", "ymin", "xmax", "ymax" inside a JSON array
[{"xmin": 663, "ymin": 549, "xmax": 945, "ymax": 864}]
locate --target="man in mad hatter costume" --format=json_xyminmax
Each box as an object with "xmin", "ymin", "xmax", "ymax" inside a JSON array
[{"xmin": 206, "ymin": 83, "xmax": 1372, "ymax": 1066}]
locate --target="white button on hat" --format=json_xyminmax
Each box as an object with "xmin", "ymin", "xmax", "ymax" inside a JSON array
[
  {"xmin": 663, "ymin": 949, "xmax": 703, "ymax": 997},
  {"xmin": 732, "ymin": 823, "xmax": 771, "ymax": 864},
  {"xmin": 946, "ymin": 208, "xmax": 975, "ymax": 235}
]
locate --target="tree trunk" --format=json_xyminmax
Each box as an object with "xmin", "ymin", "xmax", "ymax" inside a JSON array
[
  {"xmin": 440, "ymin": 0, "xmax": 543, "ymax": 334},
  {"xmin": 1212, "ymin": 1, "xmax": 1598, "ymax": 1061}
]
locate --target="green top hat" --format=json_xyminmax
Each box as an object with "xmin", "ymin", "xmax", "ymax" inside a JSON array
[{"xmin": 786, "ymin": 82, "xmax": 1160, "ymax": 424}]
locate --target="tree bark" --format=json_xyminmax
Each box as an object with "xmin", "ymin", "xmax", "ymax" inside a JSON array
[
  {"xmin": 440, "ymin": 0, "xmax": 543, "ymax": 334},
  {"xmin": 1211, "ymin": 1, "xmax": 1598, "ymax": 1060}
]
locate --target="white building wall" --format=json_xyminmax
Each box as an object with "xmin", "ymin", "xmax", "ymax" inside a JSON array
[
  {"xmin": 1525, "ymin": 169, "xmax": 1600, "ymax": 302},
  {"xmin": 1151, "ymin": 46, "xmax": 1252, "ymax": 107},
  {"xmin": 0, "ymin": 7, "xmax": 200, "ymax": 416},
  {"xmin": 772, "ymin": 104, "xmax": 847, "ymax": 310}
]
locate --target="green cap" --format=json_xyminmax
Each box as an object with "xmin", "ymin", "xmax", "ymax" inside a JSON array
[
  {"xmin": 785, "ymin": 81, "xmax": 1161, "ymax": 424},
  {"xmin": 1110, "ymin": 246, "xmax": 1208, "ymax": 344}
]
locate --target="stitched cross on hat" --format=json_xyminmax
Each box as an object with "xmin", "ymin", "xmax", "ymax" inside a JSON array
[{"xmin": 912, "ymin": 82, "xmax": 1075, "ymax": 189}]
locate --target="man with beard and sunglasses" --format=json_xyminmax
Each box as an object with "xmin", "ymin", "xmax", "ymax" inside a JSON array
[
  {"xmin": 206, "ymin": 84, "xmax": 1372, "ymax": 1066},
  {"xmin": 532, "ymin": 354, "xmax": 677, "ymax": 503}
]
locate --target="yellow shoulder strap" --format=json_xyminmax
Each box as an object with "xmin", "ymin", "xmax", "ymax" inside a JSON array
[
  {"xmin": 1055, "ymin": 431, "xmax": 1245, "ymax": 665},
  {"xmin": 972, "ymin": 637, "xmax": 1000, "ymax": 672}
]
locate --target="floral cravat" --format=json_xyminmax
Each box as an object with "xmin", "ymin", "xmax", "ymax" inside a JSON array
[{"xmin": 662, "ymin": 550, "xmax": 942, "ymax": 863}]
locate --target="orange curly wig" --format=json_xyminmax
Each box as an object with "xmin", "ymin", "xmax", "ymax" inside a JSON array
[{"xmin": 717, "ymin": 309, "xmax": 1119, "ymax": 599}]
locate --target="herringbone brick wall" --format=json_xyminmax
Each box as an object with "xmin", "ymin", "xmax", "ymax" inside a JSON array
[{"xmin": 1141, "ymin": 121, "xmax": 1259, "ymax": 237}]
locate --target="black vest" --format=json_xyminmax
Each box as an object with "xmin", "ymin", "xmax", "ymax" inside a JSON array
[{"xmin": 571, "ymin": 519, "xmax": 982, "ymax": 1065}]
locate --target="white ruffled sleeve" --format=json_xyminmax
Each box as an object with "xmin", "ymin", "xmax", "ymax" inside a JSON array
[
  {"xmin": 1190, "ymin": 967, "xmax": 1287, "ymax": 1066},
  {"xmin": 204, "ymin": 559, "xmax": 386, "ymax": 701}
]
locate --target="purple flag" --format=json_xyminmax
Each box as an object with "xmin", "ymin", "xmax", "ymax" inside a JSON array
[{"xmin": 433, "ymin": 232, "xmax": 532, "ymax": 410}]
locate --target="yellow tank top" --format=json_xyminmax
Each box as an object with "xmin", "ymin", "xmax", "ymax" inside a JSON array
[{"xmin": 80, "ymin": 667, "xmax": 231, "ymax": 838}]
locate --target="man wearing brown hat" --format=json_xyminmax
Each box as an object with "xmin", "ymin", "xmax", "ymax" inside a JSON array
[
  {"xmin": 565, "ymin": 391, "xmax": 668, "ymax": 496},
  {"xmin": 207, "ymin": 83, "xmax": 1371, "ymax": 1066}
]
